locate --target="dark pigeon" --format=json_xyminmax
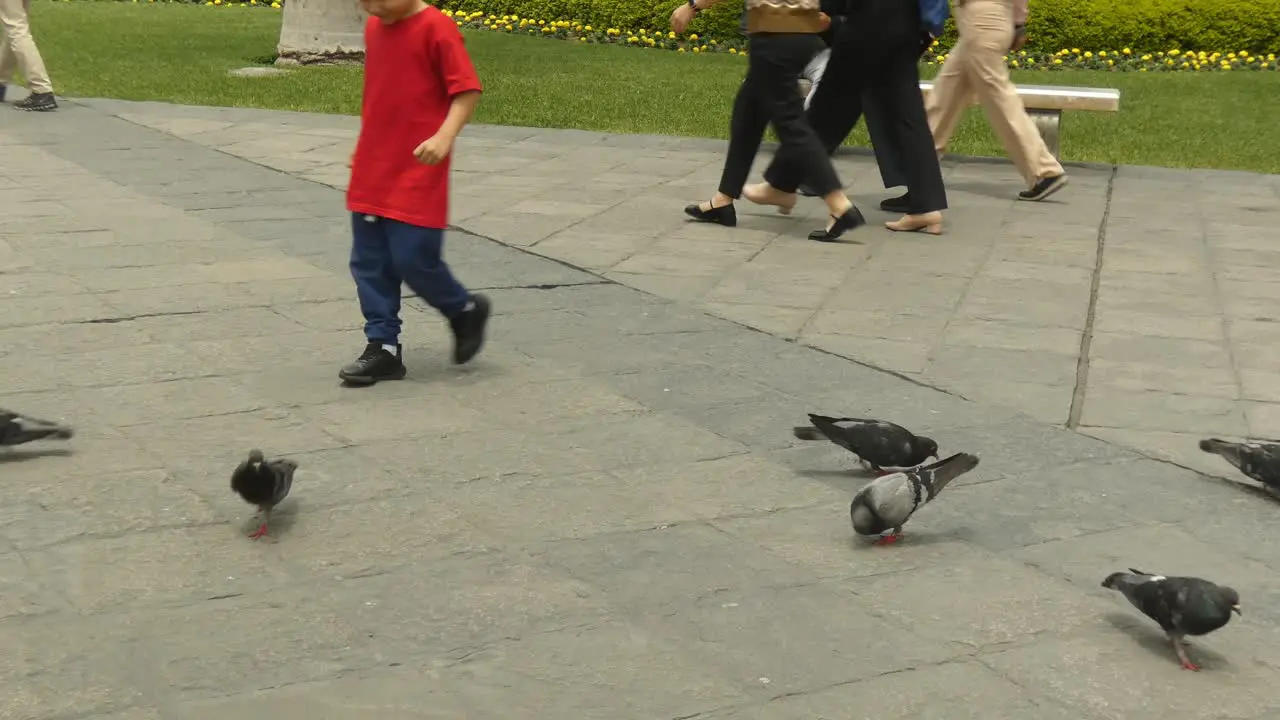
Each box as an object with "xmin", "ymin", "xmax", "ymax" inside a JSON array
[
  {"xmin": 1199, "ymin": 438, "xmax": 1280, "ymax": 492},
  {"xmin": 230, "ymin": 449, "xmax": 297, "ymax": 540},
  {"xmin": 849, "ymin": 452, "xmax": 979, "ymax": 545},
  {"xmin": 0, "ymin": 409, "xmax": 73, "ymax": 447},
  {"xmin": 794, "ymin": 413, "xmax": 938, "ymax": 475},
  {"xmin": 1102, "ymin": 568, "xmax": 1241, "ymax": 671}
]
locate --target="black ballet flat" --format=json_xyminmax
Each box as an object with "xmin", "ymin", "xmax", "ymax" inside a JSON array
[
  {"xmin": 808, "ymin": 205, "xmax": 866, "ymax": 242},
  {"xmin": 684, "ymin": 201, "xmax": 737, "ymax": 227}
]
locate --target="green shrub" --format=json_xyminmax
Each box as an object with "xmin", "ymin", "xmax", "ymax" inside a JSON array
[
  {"xmin": 438, "ymin": 0, "xmax": 1280, "ymax": 54},
  {"xmin": 1027, "ymin": 0, "xmax": 1280, "ymax": 54}
]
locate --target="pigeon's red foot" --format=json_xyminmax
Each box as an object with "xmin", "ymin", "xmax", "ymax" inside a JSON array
[
  {"xmin": 248, "ymin": 523, "xmax": 269, "ymax": 540},
  {"xmin": 873, "ymin": 469, "xmax": 891, "ymax": 477},
  {"xmin": 1181, "ymin": 661, "xmax": 1200, "ymax": 671},
  {"xmin": 873, "ymin": 533, "xmax": 902, "ymax": 546}
]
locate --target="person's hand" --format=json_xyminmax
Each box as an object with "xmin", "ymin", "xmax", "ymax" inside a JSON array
[
  {"xmin": 346, "ymin": 147, "xmax": 354, "ymax": 168},
  {"xmin": 413, "ymin": 134, "xmax": 454, "ymax": 165},
  {"xmin": 818, "ymin": 12, "xmax": 830, "ymax": 31},
  {"xmin": 670, "ymin": 3, "xmax": 695, "ymax": 34},
  {"xmin": 1010, "ymin": 25, "xmax": 1027, "ymax": 52}
]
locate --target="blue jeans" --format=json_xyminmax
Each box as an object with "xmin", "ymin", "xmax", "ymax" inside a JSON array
[{"xmin": 349, "ymin": 213, "xmax": 470, "ymax": 345}]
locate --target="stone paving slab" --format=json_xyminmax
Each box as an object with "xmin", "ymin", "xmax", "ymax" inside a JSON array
[
  {"xmin": 65, "ymin": 97, "xmax": 1280, "ymax": 485},
  {"xmin": 1, "ymin": 102, "xmax": 1279, "ymax": 719}
]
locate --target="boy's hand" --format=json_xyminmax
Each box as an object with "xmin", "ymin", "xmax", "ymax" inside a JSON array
[{"xmin": 413, "ymin": 134, "xmax": 453, "ymax": 165}]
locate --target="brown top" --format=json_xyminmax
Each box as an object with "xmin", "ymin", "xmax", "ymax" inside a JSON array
[{"xmin": 745, "ymin": 0, "xmax": 824, "ymax": 34}]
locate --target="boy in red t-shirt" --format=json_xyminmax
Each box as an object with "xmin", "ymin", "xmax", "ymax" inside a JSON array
[{"xmin": 340, "ymin": 0, "xmax": 490, "ymax": 385}]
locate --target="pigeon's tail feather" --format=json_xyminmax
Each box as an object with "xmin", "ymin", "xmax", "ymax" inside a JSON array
[
  {"xmin": 0, "ymin": 411, "xmax": 74, "ymax": 445},
  {"xmin": 1199, "ymin": 438, "xmax": 1244, "ymax": 466},
  {"xmin": 1102, "ymin": 571, "xmax": 1129, "ymax": 589},
  {"xmin": 1101, "ymin": 571, "xmax": 1153, "ymax": 605},
  {"xmin": 920, "ymin": 452, "xmax": 980, "ymax": 497},
  {"xmin": 793, "ymin": 426, "xmax": 824, "ymax": 441}
]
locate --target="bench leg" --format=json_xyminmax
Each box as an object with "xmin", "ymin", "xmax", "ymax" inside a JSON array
[{"xmin": 1028, "ymin": 109, "xmax": 1062, "ymax": 160}]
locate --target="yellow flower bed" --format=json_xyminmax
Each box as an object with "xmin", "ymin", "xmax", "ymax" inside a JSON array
[{"xmin": 95, "ymin": 1, "xmax": 1276, "ymax": 71}]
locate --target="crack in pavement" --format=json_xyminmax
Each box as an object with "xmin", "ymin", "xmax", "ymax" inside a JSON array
[{"xmin": 1066, "ymin": 164, "xmax": 1118, "ymax": 430}]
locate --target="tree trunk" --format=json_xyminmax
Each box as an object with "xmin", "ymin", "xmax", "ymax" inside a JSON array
[{"xmin": 276, "ymin": 0, "xmax": 366, "ymax": 66}]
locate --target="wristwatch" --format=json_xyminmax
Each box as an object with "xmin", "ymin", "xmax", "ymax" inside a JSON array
[{"xmin": 687, "ymin": 0, "xmax": 701, "ymax": 13}]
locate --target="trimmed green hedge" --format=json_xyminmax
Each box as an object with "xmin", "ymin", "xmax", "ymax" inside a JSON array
[{"xmin": 436, "ymin": 0, "xmax": 1280, "ymax": 54}]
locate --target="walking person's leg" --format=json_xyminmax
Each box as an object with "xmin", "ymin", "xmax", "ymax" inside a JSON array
[
  {"xmin": 759, "ymin": 23, "xmax": 863, "ymax": 199},
  {"xmin": 960, "ymin": 0, "xmax": 1066, "ymax": 199},
  {"xmin": 925, "ymin": 23, "xmax": 975, "ymax": 157},
  {"xmin": 749, "ymin": 33, "xmax": 864, "ymax": 241},
  {"xmin": 864, "ymin": 88, "xmax": 913, "ymax": 208},
  {"xmin": 0, "ymin": 35, "xmax": 14, "ymax": 103},
  {"xmin": 876, "ymin": 41, "xmax": 948, "ymax": 233},
  {"xmin": 0, "ymin": 0, "xmax": 56, "ymax": 111},
  {"xmin": 341, "ymin": 213, "xmax": 408, "ymax": 385},
  {"xmin": 683, "ymin": 37, "xmax": 771, "ymax": 228},
  {"xmin": 384, "ymin": 219, "xmax": 491, "ymax": 366}
]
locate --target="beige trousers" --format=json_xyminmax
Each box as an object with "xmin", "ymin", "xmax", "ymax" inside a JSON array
[
  {"xmin": 925, "ymin": 0, "xmax": 1060, "ymax": 184},
  {"xmin": 0, "ymin": 0, "xmax": 53, "ymax": 94}
]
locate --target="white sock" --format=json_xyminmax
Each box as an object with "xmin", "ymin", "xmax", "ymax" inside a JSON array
[{"xmin": 382, "ymin": 343, "xmax": 398, "ymax": 355}]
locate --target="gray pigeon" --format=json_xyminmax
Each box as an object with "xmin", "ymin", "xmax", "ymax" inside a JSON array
[
  {"xmin": 229, "ymin": 449, "xmax": 297, "ymax": 540},
  {"xmin": 849, "ymin": 452, "xmax": 979, "ymax": 545},
  {"xmin": 1102, "ymin": 568, "xmax": 1241, "ymax": 671},
  {"xmin": 793, "ymin": 413, "xmax": 938, "ymax": 475},
  {"xmin": 1198, "ymin": 438, "xmax": 1280, "ymax": 492},
  {"xmin": 0, "ymin": 409, "xmax": 73, "ymax": 447}
]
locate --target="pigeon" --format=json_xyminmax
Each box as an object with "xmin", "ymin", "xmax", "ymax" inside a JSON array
[
  {"xmin": 849, "ymin": 452, "xmax": 979, "ymax": 545},
  {"xmin": 1101, "ymin": 568, "xmax": 1241, "ymax": 671},
  {"xmin": 230, "ymin": 449, "xmax": 297, "ymax": 540},
  {"xmin": 793, "ymin": 414, "xmax": 938, "ymax": 475},
  {"xmin": 0, "ymin": 409, "xmax": 74, "ymax": 447},
  {"xmin": 1198, "ymin": 438, "xmax": 1280, "ymax": 492}
]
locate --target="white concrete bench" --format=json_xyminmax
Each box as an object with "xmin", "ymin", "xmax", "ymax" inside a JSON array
[{"xmin": 918, "ymin": 81, "xmax": 1121, "ymax": 159}]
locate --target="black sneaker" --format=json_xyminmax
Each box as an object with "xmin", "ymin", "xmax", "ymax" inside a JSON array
[
  {"xmin": 338, "ymin": 342, "xmax": 406, "ymax": 385},
  {"xmin": 449, "ymin": 293, "xmax": 491, "ymax": 365},
  {"xmin": 879, "ymin": 192, "xmax": 910, "ymax": 213},
  {"xmin": 1018, "ymin": 173, "xmax": 1068, "ymax": 201},
  {"xmin": 13, "ymin": 92, "xmax": 57, "ymax": 112}
]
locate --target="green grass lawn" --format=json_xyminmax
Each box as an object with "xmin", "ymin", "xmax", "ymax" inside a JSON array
[{"xmin": 30, "ymin": 1, "xmax": 1280, "ymax": 173}]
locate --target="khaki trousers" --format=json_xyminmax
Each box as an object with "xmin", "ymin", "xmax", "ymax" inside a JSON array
[
  {"xmin": 0, "ymin": 0, "xmax": 53, "ymax": 94},
  {"xmin": 925, "ymin": 0, "xmax": 1060, "ymax": 184}
]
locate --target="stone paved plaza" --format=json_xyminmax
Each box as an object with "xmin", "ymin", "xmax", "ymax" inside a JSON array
[
  {"xmin": 83, "ymin": 98, "xmax": 1280, "ymax": 479},
  {"xmin": 1, "ymin": 99, "xmax": 1278, "ymax": 719}
]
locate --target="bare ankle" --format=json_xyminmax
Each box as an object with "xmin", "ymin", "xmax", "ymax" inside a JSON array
[{"xmin": 823, "ymin": 192, "xmax": 852, "ymax": 216}]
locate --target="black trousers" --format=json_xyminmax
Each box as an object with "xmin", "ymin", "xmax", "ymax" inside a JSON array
[
  {"xmin": 859, "ymin": 90, "xmax": 910, "ymax": 188},
  {"xmin": 717, "ymin": 32, "xmax": 843, "ymax": 200},
  {"xmin": 764, "ymin": 0, "xmax": 947, "ymax": 213}
]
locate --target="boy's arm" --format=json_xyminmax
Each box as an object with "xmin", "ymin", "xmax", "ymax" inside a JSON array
[
  {"xmin": 414, "ymin": 19, "xmax": 484, "ymax": 164},
  {"xmin": 433, "ymin": 90, "xmax": 481, "ymax": 146}
]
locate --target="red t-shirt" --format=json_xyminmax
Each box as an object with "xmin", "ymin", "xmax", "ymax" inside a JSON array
[{"xmin": 347, "ymin": 7, "xmax": 483, "ymax": 229}]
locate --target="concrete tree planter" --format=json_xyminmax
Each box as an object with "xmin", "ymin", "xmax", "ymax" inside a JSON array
[{"xmin": 275, "ymin": 0, "xmax": 366, "ymax": 65}]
